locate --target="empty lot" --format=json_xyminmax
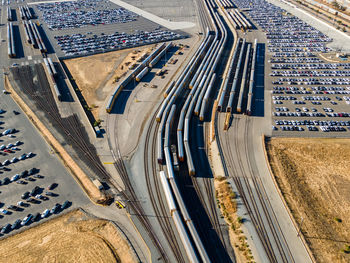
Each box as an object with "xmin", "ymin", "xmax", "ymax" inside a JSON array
[
  {"xmin": 0, "ymin": 209, "xmax": 137, "ymax": 263},
  {"xmin": 266, "ymin": 137, "xmax": 350, "ymax": 263}
]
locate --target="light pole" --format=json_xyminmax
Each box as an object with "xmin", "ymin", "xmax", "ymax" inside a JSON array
[{"xmin": 297, "ymin": 216, "xmax": 304, "ymax": 236}]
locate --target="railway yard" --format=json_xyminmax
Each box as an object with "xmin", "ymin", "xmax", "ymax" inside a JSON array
[{"xmin": 0, "ymin": 0, "xmax": 349, "ymax": 261}]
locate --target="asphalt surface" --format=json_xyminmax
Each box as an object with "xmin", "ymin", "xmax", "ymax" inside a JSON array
[{"xmin": 0, "ymin": 72, "xmax": 90, "ymax": 237}]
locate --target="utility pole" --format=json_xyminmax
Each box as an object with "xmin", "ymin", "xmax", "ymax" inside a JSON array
[{"xmin": 297, "ymin": 216, "xmax": 304, "ymax": 236}]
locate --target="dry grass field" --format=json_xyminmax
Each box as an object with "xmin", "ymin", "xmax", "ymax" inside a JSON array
[
  {"xmin": 0, "ymin": 210, "xmax": 137, "ymax": 263},
  {"xmin": 266, "ymin": 137, "xmax": 350, "ymax": 263},
  {"xmin": 64, "ymin": 46, "xmax": 152, "ymax": 119}
]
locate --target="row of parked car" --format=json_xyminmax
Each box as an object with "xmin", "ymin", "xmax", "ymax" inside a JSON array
[
  {"xmin": 270, "ymin": 70, "xmax": 350, "ymax": 77},
  {"xmin": 37, "ymin": 0, "xmax": 138, "ymax": 31},
  {"xmin": 269, "ymin": 57, "xmax": 322, "ymax": 63},
  {"xmin": 54, "ymin": 30, "xmax": 182, "ymax": 56},
  {"xmin": 234, "ymin": 0, "xmax": 350, "ymax": 134},
  {"xmin": 0, "ymin": 167, "xmax": 42, "ymax": 185},
  {"xmin": 1, "ymin": 200, "xmax": 70, "ymax": 235}
]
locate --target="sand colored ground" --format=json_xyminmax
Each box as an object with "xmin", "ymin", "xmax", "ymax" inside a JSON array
[
  {"xmin": 64, "ymin": 46, "xmax": 154, "ymax": 120},
  {"xmin": 0, "ymin": 210, "xmax": 137, "ymax": 263},
  {"xmin": 214, "ymin": 177, "xmax": 254, "ymax": 263},
  {"xmin": 266, "ymin": 137, "xmax": 350, "ymax": 263}
]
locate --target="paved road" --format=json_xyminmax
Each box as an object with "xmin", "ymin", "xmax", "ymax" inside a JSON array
[{"xmin": 110, "ymin": 0, "xmax": 196, "ymax": 30}]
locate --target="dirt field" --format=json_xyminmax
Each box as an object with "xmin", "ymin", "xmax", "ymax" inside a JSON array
[
  {"xmin": 266, "ymin": 137, "xmax": 350, "ymax": 263},
  {"xmin": 215, "ymin": 177, "xmax": 254, "ymax": 263},
  {"xmin": 64, "ymin": 46, "xmax": 154, "ymax": 120},
  {"xmin": 0, "ymin": 210, "xmax": 137, "ymax": 263}
]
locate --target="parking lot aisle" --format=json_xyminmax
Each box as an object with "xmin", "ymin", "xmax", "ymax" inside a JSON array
[{"xmin": 0, "ymin": 73, "xmax": 90, "ymax": 236}]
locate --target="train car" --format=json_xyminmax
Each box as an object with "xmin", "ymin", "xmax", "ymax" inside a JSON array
[
  {"xmin": 7, "ymin": 23, "xmax": 12, "ymax": 58},
  {"xmin": 135, "ymin": 67, "xmax": 149, "ymax": 82},
  {"xmin": 24, "ymin": 21, "xmax": 35, "ymax": 45},
  {"xmin": 164, "ymin": 105, "xmax": 176, "ymax": 148},
  {"xmin": 142, "ymin": 42, "xmax": 166, "ymax": 65},
  {"xmin": 105, "ymin": 85, "xmax": 123, "ymax": 113},
  {"xmin": 9, "ymin": 23, "xmax": 16, "ymax": 58},
  {"xmin": 237, "ymin": 44, "xmax": 251, "ymax": 113},
  {"xmin": 172, "ymin": 210, "xmax": 199, "ymax": 263},
  {"xmin": 22, "ymin": 21, "xmax": 31, "ymax": 43},
  {"xmin": 199, "ymin": 73, "xmax": 216, "ymax": 121},
  {"xmin": 170, "ymin": 144, "xmax": 179, "ymax": 171},
  {"xmin": 159, "ymin": 170, "xmax": 176, "ymax": 213},
  {"xmin": 7, "ymin": 7, "xmax": 12, "ymax": 21},
  {"xmin": 43, "ymin": 58, "xmax": 53, "ymax": 75},
  {"xmin": 149, "ymin": 42, "xmax": 172, "ymax": 68},
  {"xmin": 29, "ymin": 21, "xmax": 41, "ymax": 50},
  {"xmin": 47, "ymin": 58, "xmax": 58, "ymax": 76},
  {"xmin": 163, "ymin": 81, "xmax": 175, "ymax": 98},
  {"xmin": 120, "ymin": 73, "xmax": 133, "ymax": 88},
  {"xmin": 246, "ymin": 39, "xmax": 257, "ymax": 115},
  {"xmin": 34, "ymin": 23, "xmax": 47, "ymax": 52},
  {"xmin": 53, "ymin": 84, "xmax": 62, "ymax": 101},
  {"xmin": 25, "ymin": 6, "xmax": 32, "ymax": 19},
  {"xmin": 184, "ymin": 141, "xmax": 195, "ymax": 176},
  {"xmin": 226, "ymin": 40, "xmax": 245, "ymax": 112}
]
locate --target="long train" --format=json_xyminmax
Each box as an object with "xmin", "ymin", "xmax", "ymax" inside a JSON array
[
  {"xmin": 155, "ymin": 0, "xmax": 229, "ymax": 261},
  {"xmin": 7, "ymin": 23, "xmax": 16, "ymax": 58},
  {"xmin": 106, "ymin": 42, "xmax": 172, "ymax": 113},
  {"xmin": 43, "ymin": 58, "xmax": 62, "ymax": 101}
]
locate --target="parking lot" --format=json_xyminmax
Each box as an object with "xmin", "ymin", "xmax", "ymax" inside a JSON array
[
  {"xmin": 30, "ymin": 0, "xmax": 184, "ymax": 57},
  {"xmin": 0, "ymin": 83, "xmax": 90, "ymax": 237},
  {"xmin": 235, "ymin": 0, "xmax": 350, "ymax": 136}
]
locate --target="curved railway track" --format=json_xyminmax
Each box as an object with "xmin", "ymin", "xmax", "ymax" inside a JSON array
[
  {"xmin": 10, "ymin": 65, "xmax": 168, "ymax": 260},
  {"xmin": 220, "ymin": 114, "xmax": 294, "ymax": 263},
  {"xmin": 144, "ymin": 107, "xmax": 185, "ymax": 263},
  {"xmin": 107, "ymin": 112, "xmax": 168, "ymax": 261}
]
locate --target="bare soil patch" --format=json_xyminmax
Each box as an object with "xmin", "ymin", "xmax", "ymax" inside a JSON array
[
  {"xmin": 0, "ymin": 210, "xmax": 137, "ymax": 263},
  {"xmin": 64, "ymin": 46, "xmax": 153, "ymax": 120},
  {"xmin": 266, "ymin": 137, "xmax": 350, "ymax": 263},
  {"xmin": 215, "ymin": 177, "xmax": 254, "ymax": 262}
]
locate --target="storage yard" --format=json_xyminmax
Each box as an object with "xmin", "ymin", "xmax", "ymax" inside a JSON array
[
  {"xmin": 31, "ymin": 0, "xmax": 184, "ymax": 57},
  {"xmin": 1, "ymin": 0, "xmax": 350, "ymax": 260},
  {"xmin": 266, "ymin": 137, "xmax": 350, "ymax": 263},
  {"xmin": 64, "ymin": 46, "xmax": 151, "ymax": 120},
  {"xmin": 0, "ymin": 209, "xmax": 137, "ymax": 263}
]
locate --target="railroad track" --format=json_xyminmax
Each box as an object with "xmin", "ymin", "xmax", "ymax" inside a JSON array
[
  {"xmin": 106, "ymin": 110, "xmax": 169, "ymax": 261},
  {"xmin": 190, "ymin": 121, "xmax": 227, "ymax": 249},
  {"xmin": 243, "ymin": 117, "xmax": 294, "ymax": 262},
  {"xmin": 144, "ymin": 107, "xmax": 185, "ymax": 263},
  {"xmin": 221, "ymin": 114, "xmax": 293, "ymax": 263},
  {"xmin": 11, "ymin": 65, "xmax": 110, "ymax": 180},
  {"xmin": 9, "ymin": 64, "xmax": 167, "ymax": 260}
]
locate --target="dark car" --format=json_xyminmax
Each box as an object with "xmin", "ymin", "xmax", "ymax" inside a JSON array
[
  {"xmin": 7, "ymin": 205, "xmax": 17, "ymax": 211},
  {"xmin": 3, "ymin": 177, "xmax": 10, "ymax": 184},
  {"xmin": 61, "ymin": 200, "xmax": 71, "ymax": 210},
  {"xmin": 20, "ymin": 170, "xmax": 28, "ymax": 178},
  {"xmin": 31, "ymin": 186, "xmax": 40, "ymax": 195},
  {"xmin": 1, "ymin": 224, "xmax": 11, "ymax": 234},
  {"xmin": 45, "ymin": 191, "xmax": 55, "ymax": 197},
  {"xmin": 48, "ymin": 183, "xmax": 57, "ymax": 190},
  {"xmin": 21, "ymin": 192, "xmax": 30, "ymax": 199},
  {"xmin": 29, "ymin": 168, "xmax": 38, "ymax": 175},
  {"xmin": 51, "ymin": 203, "xmax": 61, "ymax": 214},
  {"xmin": 11, "ymin": 219, "xmax": 21, "ymax": 230},
  {"xmin": 33, "ymin": 213, "xmax": 41, "ymax": 222}
]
